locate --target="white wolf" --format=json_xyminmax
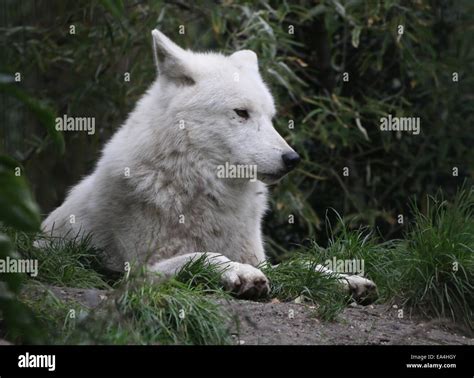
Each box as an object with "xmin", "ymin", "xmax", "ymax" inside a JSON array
[{"xmin": 41, "ymin": 30, "xmax": 376, "ymax": 301}]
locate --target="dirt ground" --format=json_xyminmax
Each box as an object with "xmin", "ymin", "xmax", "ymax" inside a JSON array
[
  {"xmin": 219, "ymin": 298, "xmax": 472, "ymax": 345},
  {"xmin": 10, "ymin": 285, "xmax": 474, "ymax": 345}
]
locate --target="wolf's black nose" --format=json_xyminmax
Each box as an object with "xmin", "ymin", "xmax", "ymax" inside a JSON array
[{"xmin": 282, "ymin": 151, "xmax": 301, "ymax": 171}]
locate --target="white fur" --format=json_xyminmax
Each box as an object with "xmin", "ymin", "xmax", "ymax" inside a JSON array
[{"xmin": 41, "ymin": 30, "xmax": 375, "ymax": 300}]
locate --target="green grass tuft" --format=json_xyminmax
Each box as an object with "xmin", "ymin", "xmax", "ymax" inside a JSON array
[
  {"xmin": 305, "ymin": 188, "xmax": 474, "ymax": 330},
  {"xmin": 262, "ymin": 256, "xmax": 349, "ymax": 321},
  {"xmin": 114, "ymin": 279, "xmax": 233, "ymax": 345},
  {"xmin": 400, "ymin": 187, "xmax": 474, "ymax": 328},
  {"xmin": 19, "ymin": 284, "xmax": 86, "ymax": 344},
  {"xmin": 309, "ymin": 217, "xmax": 403, "ymax": 302},
  {"xmin": 175, "ymin": 254, "xmax": 228, "ymax": 293},
  {"xmin": 3, "ymin": 227, "xmax": 110, "ymax": 289},
  {"xmin": 18, "ymin": 277, "xmax": 235, "ymax": 345}
]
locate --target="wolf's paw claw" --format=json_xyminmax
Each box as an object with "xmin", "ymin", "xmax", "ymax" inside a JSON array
[{"xmin": 222, "ymin": 263, "xmax": 270, "ymax": 299}]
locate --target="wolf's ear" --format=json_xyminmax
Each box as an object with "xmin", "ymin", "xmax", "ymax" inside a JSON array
[
  {"xmin": 151, "ymin": 29, "xmax": 195, "ymax": 85},
  {"xmin": 230, "ymin": 50, "xmax": 259, "ymax": 72}
]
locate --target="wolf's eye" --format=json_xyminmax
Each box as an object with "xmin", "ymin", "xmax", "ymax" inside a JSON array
[{"xmin": 233, "ymin": 109, "xmax": 249, "ymax": 119}]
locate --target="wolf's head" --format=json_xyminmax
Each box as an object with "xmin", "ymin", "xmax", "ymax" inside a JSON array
[{"xmin": 151, "ymin": 30, "xmax": 300, "ymax": 184}]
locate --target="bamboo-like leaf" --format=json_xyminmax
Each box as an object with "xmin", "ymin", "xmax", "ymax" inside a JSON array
[
  {"xmin": 0, "ymin": 81, "xmax": 64, "ymax": 154},
  {"xmin": 0, "ymin": 156, "xmax": 41, "ymax": 232}
]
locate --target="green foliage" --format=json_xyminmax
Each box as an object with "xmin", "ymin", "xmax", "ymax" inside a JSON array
[
  {"xmin": 20, "ymin": 284, "xmax": 85, "ymax": 343},
  {"xmin": 0, "ymin": 80, "xmax": 63, "ymax": 154},
  {"xmin": 262, "ymin": 257, "xmax": 349, "ymax": 321},
  {"xmin": 309, "ymin": 211, "xmax": 402, "ymax": 302},
  {"xmin": 0, "ymin": 156, "xmax": 43, "ymax": 343},
  {"xmin": 175, "ymin": 254, "xmax": 229, "ymax": 293},
  {"xmin": 29, "ymin": 279, "xmax": 235, "ymax": 345},
  {"xmin": 0, "ymin": 156, "xmax": 41, "ymax": 231},
  {"xmin": 401, "ymin": 186, "xmax": 474, "ymax": 328},
  {"xmin": 114, "ymin": 279, "xmax": 233, "ymax": 345},
  {"xmin": 308, "ymin": 187, "xmax": 474, "ymax": 330},
  {"xmin": 7, "ymin": 229, "xmax": 110, "ymax": 289}
]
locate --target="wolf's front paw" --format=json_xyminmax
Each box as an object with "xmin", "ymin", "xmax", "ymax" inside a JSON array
[
  {"xmin": 221, "ymin": 262, "xmax": 270, "ymax": 300},
  {"xmin": 343, "ymin": 275, "xmax": 378, "ymax": 305}
]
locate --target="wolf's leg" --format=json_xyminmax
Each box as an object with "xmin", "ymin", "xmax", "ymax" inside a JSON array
[
  {"xmin": 314, "ymin": 264, "xmax": 377, "ymax": 305},
  {"xmin": 148, "ymin": 252, "xmax": 269, "ymax": 299}
]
